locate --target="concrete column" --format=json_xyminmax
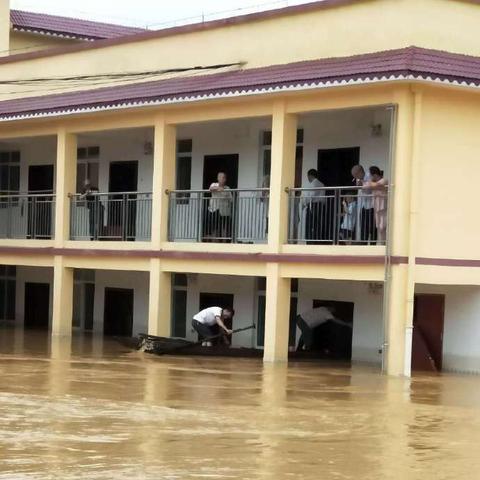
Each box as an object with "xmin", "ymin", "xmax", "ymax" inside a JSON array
[
  {"xmin": 51, "ymin": 256, "xmax": 74, "ymax": 337},
  {"xmin": 268, "ymin": 100, "xmax": 297, "ymax": 251},
  {"xmin": 384, "ymin": 87, "xmax": 417, "ymax": 376},
  {"xmin": 151, "ymin": 115, "xmax": 176, "ymax": 248},
  {"xmin": 148, "ymin": 258, "xmax": 171, "ymax": 337},
  {"xmin": 54, "ymin": 129, "xmax": 77, "ymax": 247},
  {"xmin": 384, "ymin": 264, "xmax": 409, "ymax": 376},
  {"xmin": 263, "ymin": 263, "xmax": 291, "ymax": 363},
  {"xmin": 0, "ymin": 0, "xmax": 10, "ymax": 56}
]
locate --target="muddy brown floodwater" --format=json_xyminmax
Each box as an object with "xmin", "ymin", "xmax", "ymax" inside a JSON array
[{"xmin": 1, "ymin": 327, "xmax": 480, "ymax": 480}]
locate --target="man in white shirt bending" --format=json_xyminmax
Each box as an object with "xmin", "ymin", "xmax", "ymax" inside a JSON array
[
  {"xmin": 192, "ymin": 306, "xmax": 234, "ymax": 347},
  {"xmin": 296, "ymin": 306, "xmax": 352, "ymax": 351},
  {"xmin": 303, "ymin": 169, "xmax": 326, "ymax": 244}
]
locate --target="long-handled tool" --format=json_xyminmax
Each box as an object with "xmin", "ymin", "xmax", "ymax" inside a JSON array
[{"xmin": 138, "ymin": 324, "xmax": 256, "ymax": 355}]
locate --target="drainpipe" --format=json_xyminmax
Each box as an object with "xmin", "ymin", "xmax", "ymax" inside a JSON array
[
  {"xmin": 403, "ymin": 87, "xmax": 423, "ymax": 377},
  {"xmin": 381, "ymin": 104, "xmax": 397, "ymax": 373}
]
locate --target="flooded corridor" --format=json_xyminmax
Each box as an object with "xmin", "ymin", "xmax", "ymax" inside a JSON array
[{"xmin": 0, "ymin": 328, "xmax": 480, "ymax": 479}]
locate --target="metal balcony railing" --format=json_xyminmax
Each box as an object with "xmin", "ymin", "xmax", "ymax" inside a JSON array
[
  {"xmin": 69, "ymin": 191, "xmax": 152, "ymax": 241},
  {"xmin": 168, "ymin": 188, "xmax": 269, "ymax": 243},
  {"xmin": 287, "ymin": 186, "xmax": 387, "ymax": 245},
  {"xmin": 0, "ymin": 192, "xmax": 56, "ymax": 240}
]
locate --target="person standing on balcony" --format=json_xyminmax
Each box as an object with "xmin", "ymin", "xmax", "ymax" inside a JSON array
[
  {"xmin": 207, "ymin": 172, "xmax": 232, "ymax": 242},
  {"xmin": 352, "ymin": 165, "xmax": 376, "ymax": 244},
  {"xmin": 303, "ymin": 169, "xmax": 326, "ymax": 244},
  {"xmin": 363, "ymin": 166, "xmax": 388, "ymax": 244},
  {"xmin": 340, "ymin": 192, "xmax": 357, "ymax": 244},
  {"xmin": 192, "ymin": 306, "xmax": 234, "ymax": 347},
  {"xmin": 296, "ymin": 306, "xmax": 352, "ymax": 351},
  {"xmin": 80, "ymin": 179, "xmax": 102, "ymax": 240}
]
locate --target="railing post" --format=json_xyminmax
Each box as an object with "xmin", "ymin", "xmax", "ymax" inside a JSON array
[
  {"xmin": 197, "ymin": 192, "xmax": 204, "ymax": 243},
  {"xmin": 32, "ymin": 196, "xmax": 37, "ymax": 239},
  {"xmin": 6, "ymin": 195, "xmax": 12, "ymax": 239},
  {"xmin": 231, "ymin": 190, "xmax": 238, "ymax": 243},
  {"xmin": 333, "ymin": 189, "xmax": 340, "ymax": 245}
]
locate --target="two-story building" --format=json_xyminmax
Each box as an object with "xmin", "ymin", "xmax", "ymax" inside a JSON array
[{"xmin": 1, "ymin": 0, "xmax": 480, "ymax": 376}]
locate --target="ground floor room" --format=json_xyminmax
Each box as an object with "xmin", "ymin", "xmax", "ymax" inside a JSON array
[{"xmin": 1, "ymin": 265, "xmax": 479, "ymax": 373}]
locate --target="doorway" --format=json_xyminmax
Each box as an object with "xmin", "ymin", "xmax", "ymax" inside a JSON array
[
  {"xmin": 311, "ymin": 300, "xmax": 354, "ymax": 359},
  {"xmin": 199, "ymin": 292, "xmax": 234, "ymax": 343},
  {"xmin": 412, "ymin": 294, "xmax": 445, "ymax": 372},
  {"xmin": 24, "ymin": 282, "xmax": 50, "ymax": 329},
  {"xmin": 317, "ymin": 147, "xmax": 360, "ymax": 187},
  {"xmin": 28, "ymin": 165, "xmax": 54, "ymax": 239},
  {"xmin": 107, "ymin": 161, "xmax": 138, "ymax": 240},
  {"xmin": 317, "ymin": 148, "xmax": 360, "ymax": 243},
  {"xmin": 202, "ymin": 154, "xmax": 239, "ymax": 189},
  {"xmin": 103, "ymin": 287, "xmax": 134, "ymax": 336}
]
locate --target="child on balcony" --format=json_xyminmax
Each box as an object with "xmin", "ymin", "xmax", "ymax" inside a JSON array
[{"xmin": 340, "ymin": 192, "xmax": 357, "ymax": 244}]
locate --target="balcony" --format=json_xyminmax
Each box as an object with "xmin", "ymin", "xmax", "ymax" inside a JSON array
[
  {"xmin": 0, "ymin": 193, "xmax": 55, "ymax": 240},
  {"xmin": 69, "ymin": 192, "xmax": 152, "ymax": 241},
  {"xmin": 287, "ymin": 186, "xmax": 386, "ymax": 245},
  {"xmin": 168, "ymin": 188, "xmax": 269, "ymax": 244}
]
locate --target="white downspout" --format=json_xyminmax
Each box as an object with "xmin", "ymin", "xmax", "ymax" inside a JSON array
[{"xmin": 403, "ymin": 87, "xmax": 423, "ymax": 377}]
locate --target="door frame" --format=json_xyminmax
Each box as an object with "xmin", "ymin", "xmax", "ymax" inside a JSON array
[
  {"xmin": 24, "ymin": 282, "xmax": 50, "ymax": 330},
  {"xmin": 412, "ymin": 293, "xmax": 445, "ymax": 371},
  {"xmin": 103, "ymin": 287, "xmax": 134, "ymax": 336}
]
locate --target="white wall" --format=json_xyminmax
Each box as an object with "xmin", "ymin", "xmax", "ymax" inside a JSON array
[
  {"xmin": 0, "ymin": 136, "xmax": 57, "ymax": 238},
  {"xmin": 297, "ymin": 279, "xmax": 384, "ymax": 364},
  {"xmin": 78, "ymin": 128, "xmax": 154, "ymax": 194},
  {"xmin": 177, "ymin": 118, "xmax": 271, "ymax": 189},
  {"xmin": 417, "ymin": 284, "xmax": 480, "ymax": 374},
  {"xmin": 301, "ymin": 107, "xmax": 392, "ymax": 183},
  {"xmin": 176, "ymin": 107, "xmax": 392, "ymax": 189}
]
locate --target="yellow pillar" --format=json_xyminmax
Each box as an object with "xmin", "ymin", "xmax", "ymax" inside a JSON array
[
  {"xmin": 148, "ymin": 258, "xmax": 171, "ymax": 337},
  {"xmin": 151, "ymin": 115, "xmax": 176, "ymax": 248},
  {"xmin": 267, "ymin": 100, "xmax": 297, "ymax": 251},
  {"xmin": 384, "ymin": 87, "xmax": 417, "ymax": 376},
  {"xmin": 263, "ymin": 263, "xmax": 291, "ymax": 363},
  {"xmin": 263, "ymin": 101, "xmax": 296, "ymax": 363},
  {"xmin": 54, "ymin": 129, "xmax": 77, "ymax": 247},
  {"xmin": 51, "ymin": 256, "xmax": 74, "ymax": 337}
]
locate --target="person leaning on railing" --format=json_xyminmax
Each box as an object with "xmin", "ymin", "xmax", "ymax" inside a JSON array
[
  {"xmin": 79, "ymin": 179, "xmax": 102, "ymax": 241},
  {"xmin": 363, "ymin": 166, "xmax": 388, "ymax": 244},
  {"xmin": 352, "ymin": 165, "xmax": 376, "ymax": 244},
  {"xmin": 207, "ymin": 172, "xmax": 232, "ymax": 242},
  {"xmin": 302, "ymin": 169, "xmax": 326, "ymax": 244}
]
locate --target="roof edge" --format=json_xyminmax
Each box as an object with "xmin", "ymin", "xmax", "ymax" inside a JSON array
[{"xmin": 1, "ymin": 0, "xmax": 372, "ymax": 66}]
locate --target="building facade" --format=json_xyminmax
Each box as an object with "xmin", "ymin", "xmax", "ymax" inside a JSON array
[{"xmin": 0, "ymin": 0, "xmax": 480, "ymax": 375}]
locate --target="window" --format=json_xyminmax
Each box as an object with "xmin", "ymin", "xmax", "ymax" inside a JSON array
[
  {"xmin": 171, "ymin": 274, "xmax": 188, "ymax": 337},
  {"xmin": 0, "ymin": 151, "xmax": 20, "ymax": 195},
  {"xmin": 76, "ymin": 146, "xmax": 100, "ymax": 193},
  {"xmin": 0, "ymin": 265, "xmax": 16, "ymax": 321},
  {"xmin": 77, "ymin": 146, "xmax": 100, "ymax": 160},
  {"xmin": 259, "ymin": 129, "xmax": 304, "ymax": 182},
  {"xmin": 176, "ymin": 139, "xmax": 192, "ymax": 203}
]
